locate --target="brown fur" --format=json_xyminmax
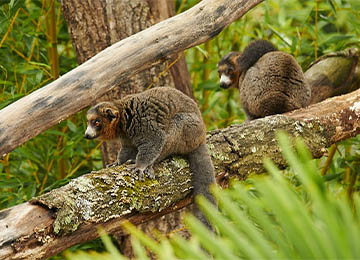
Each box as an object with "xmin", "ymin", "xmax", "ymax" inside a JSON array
[
  {"xmin": 240, "ymin": 51, "xmax": 311, "ymax": 119},
  {"xmin": 218, "ymin": 40, "xmax": 311, "ymax": 120}
]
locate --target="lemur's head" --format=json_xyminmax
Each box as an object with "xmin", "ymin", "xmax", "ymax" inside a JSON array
[
  {"xmin": 217, "ymin": 52, "xmax": 242, "ymax": 89},
  {"xmin": 85, "ymin": 102, "xmax": 120, "ymax": 140}
]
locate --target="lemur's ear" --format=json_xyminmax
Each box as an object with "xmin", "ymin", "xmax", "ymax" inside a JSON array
[{"xmin": 106, "ymin": 108, "xmax": 117, "ymax": 120}]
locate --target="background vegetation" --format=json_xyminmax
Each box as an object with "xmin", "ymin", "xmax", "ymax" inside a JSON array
[{"xmin": 0, "ymin": 0, "xmax": 359, "ymax": 258}]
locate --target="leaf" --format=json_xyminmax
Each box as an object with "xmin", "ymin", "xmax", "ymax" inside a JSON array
[
  {"xmin": 198, "ymin": 80, "xmax": 219, "ymax": 90},
  {"xmin": 194, "ymin": 45, "xmax": 209, "ymax": 59},
  {"xmin": 67, "ymin": 120, "xmax": 78, "ymax": 133},
  {"xmin": 322, "ymin": 34, "xmax": 356, "ymax": 45},
  {"xmin": 98, "ymin": 229, "xmax": 126, "ymax": 260},
  {"xmin": 327, "ymin": 0, "xmax": 337, "ymax": 14},
  {"xmin": 185, "ymin": 214, "xmax": 241, "ymax": 260}
]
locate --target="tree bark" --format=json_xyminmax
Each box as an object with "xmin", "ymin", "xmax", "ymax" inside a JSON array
[
  {"xmin": 1, "ymin": 83, "xmax": 360, "ymax": 259},
  {"xmin": 307, "ymin": 48, "xmax": 359, "ymax": 104}
]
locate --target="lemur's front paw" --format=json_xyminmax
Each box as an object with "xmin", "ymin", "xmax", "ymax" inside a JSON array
[
  {"xmin": 128, "ymin": 165, "xmax": 155, "ymax": 181},
  {"xmin": 128, "ymin": 165, "xmax": 145, "ymax": 181},
  {"xmin": 144, "ymin": 167, "xmax": 155, "ymax": 179},
  {"xmin": 125, "ymin": 159, "xmax": 136, "ymax": 164},
  {"xmin": 106, "ymin": 161, "xmax": 120, "ymax": 168},
  {"xmin": 134, "ymin": 168, "xmax": 145, "ymax": 181}
]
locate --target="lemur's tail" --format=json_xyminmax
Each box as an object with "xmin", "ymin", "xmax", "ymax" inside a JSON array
[
  {"xmin": 188, "ymin": 143, "xmax": 216, "ymax": 230},
  {"xmin": 237, "ymin": 39, "xmax": 278, "ymax": 71}
]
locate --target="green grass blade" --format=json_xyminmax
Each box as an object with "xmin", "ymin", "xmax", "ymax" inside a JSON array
[
  {"xmin": 122, "ymin": 221, "xmax": 161, "ymax": 256},
  {"xmin": 98, "ymin": 229, "xmax": 126, "ymax": 260},
  {"xmin": 274, "ymin": 132, "xmax": 353, "ymax": 258},
  {"xmin": 185, "ymin": 214, "xmax": 241, "ymax": 260},
  {"xmin": 229, "ymin": 183, "xmax": 296, "ymax": 258},
  {"xmin": 157, "ymin": 239, "xmax": 178, "ymax": 260},
  {"xmin": 255, "ymin": 178, "xmax": 322, "ymax": 258},
  {"xmin": 131, "ymin": 236, "xmax": 151, "ymax": 260},
  {"xmin": 210, "ymin": 187, "xmax": 280, "ymax": 259},
  {"xmin": 197, "ymin": 195, "xmax": 273, "ymax": 259},
  {"xmin": 170, "ymin": 235, "xmax": 209, "ymax": 260}
]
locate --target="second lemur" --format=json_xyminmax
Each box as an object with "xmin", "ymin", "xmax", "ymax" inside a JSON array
[
  {"xmin": 218, "ymin": 39, "xmax": 311, "ymax": 120},
  {"xmin": 84, "ymin": 87, "xmax": 215, "ymax": 229}
]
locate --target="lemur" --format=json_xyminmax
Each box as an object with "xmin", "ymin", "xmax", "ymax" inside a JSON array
[
  {"xmin": 217, "ymin": 39, "xmax": 311, "ymax": 120},
  {"xmin": 84, "ymin": 87, "xmax": 216, "ymax": 229}
]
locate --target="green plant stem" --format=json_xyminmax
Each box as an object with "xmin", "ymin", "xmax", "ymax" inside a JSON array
[
  {"xmin": 344, "ymin": 145, "xmax": 352, "ymax": 183},
  {"xmin": 321, "ymin": 143, "xmax": 337, "ymax": 176},
  {"xmin": 0, "ymin": 8, "xmax": 21, "ymax": 48},
  {"xmin": 47, "ymin": 0, "xmax": 59, "ymax": 79},
  {"xmin": 314, "ymin": 0, "xmax": 319, "ymax": 60},
  {"xmin": 347, "ymin": 169, "xmax": 358, "ymax": 203},
  {"xmin": 45, "ymin": 0, "xmax": 65, "ymax": 179},
  {"xmin": 201, "ymin": 41, "xmax": 212, "ymax": 124}
]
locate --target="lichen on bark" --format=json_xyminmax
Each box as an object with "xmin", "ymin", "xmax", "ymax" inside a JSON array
[
  {"xmin": 207, "ymin": 115, "xmax": 334, "ymax": 179},
  {"xmin": 31, "ymin": 158, "xmax": 192, "ymax": 235}
]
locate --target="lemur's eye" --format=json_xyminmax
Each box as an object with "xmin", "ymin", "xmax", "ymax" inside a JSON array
[
  {"xmin": 227, "ymin": 69, "xmax": 233, "ymax": 75},
  {"xmin": 93, "ymin": 119, "xmax": 101, "ymax": 127}
]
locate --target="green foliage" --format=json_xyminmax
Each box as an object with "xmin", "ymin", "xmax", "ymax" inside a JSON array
[{"xmin": 65, "ymin": 133, "xmax": 360, "ymax": 259}]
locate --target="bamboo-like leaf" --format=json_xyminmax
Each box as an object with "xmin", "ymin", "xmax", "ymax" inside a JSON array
[
  {"xmin": 197, "ymin": 195, "xmax": 272, "ymax": 259},
  {"xmin": 185, "ymin": 214, "xmax": 241, "ymax": 260},
  {"xmin": 157, "ymin": 239, "xmax": 178, "ymax": 260},
  {"xmin": 255, "ymin": 175, "xmax": 323, "ymax": 258},
  {"xmin": 228, "ymin": 182, "xmax": 296, "ymax": 258},
  {"xmin": 170, "ymin": 236, "xmax": 208, "ymax": 260},
  {"xmin": 209, "ymin": 187, "xmax": 280, "ymax": 259},
  {"xmin": 122, "ymin": 221, "xmax": 162, "ymax": 255},
  {"xmin": 131, "ymin": 237, "xmax": 150, "ymax": 260},
  {"xmin": 98, "ymin": 229, "xmax": 126, "ymax": 260}
]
